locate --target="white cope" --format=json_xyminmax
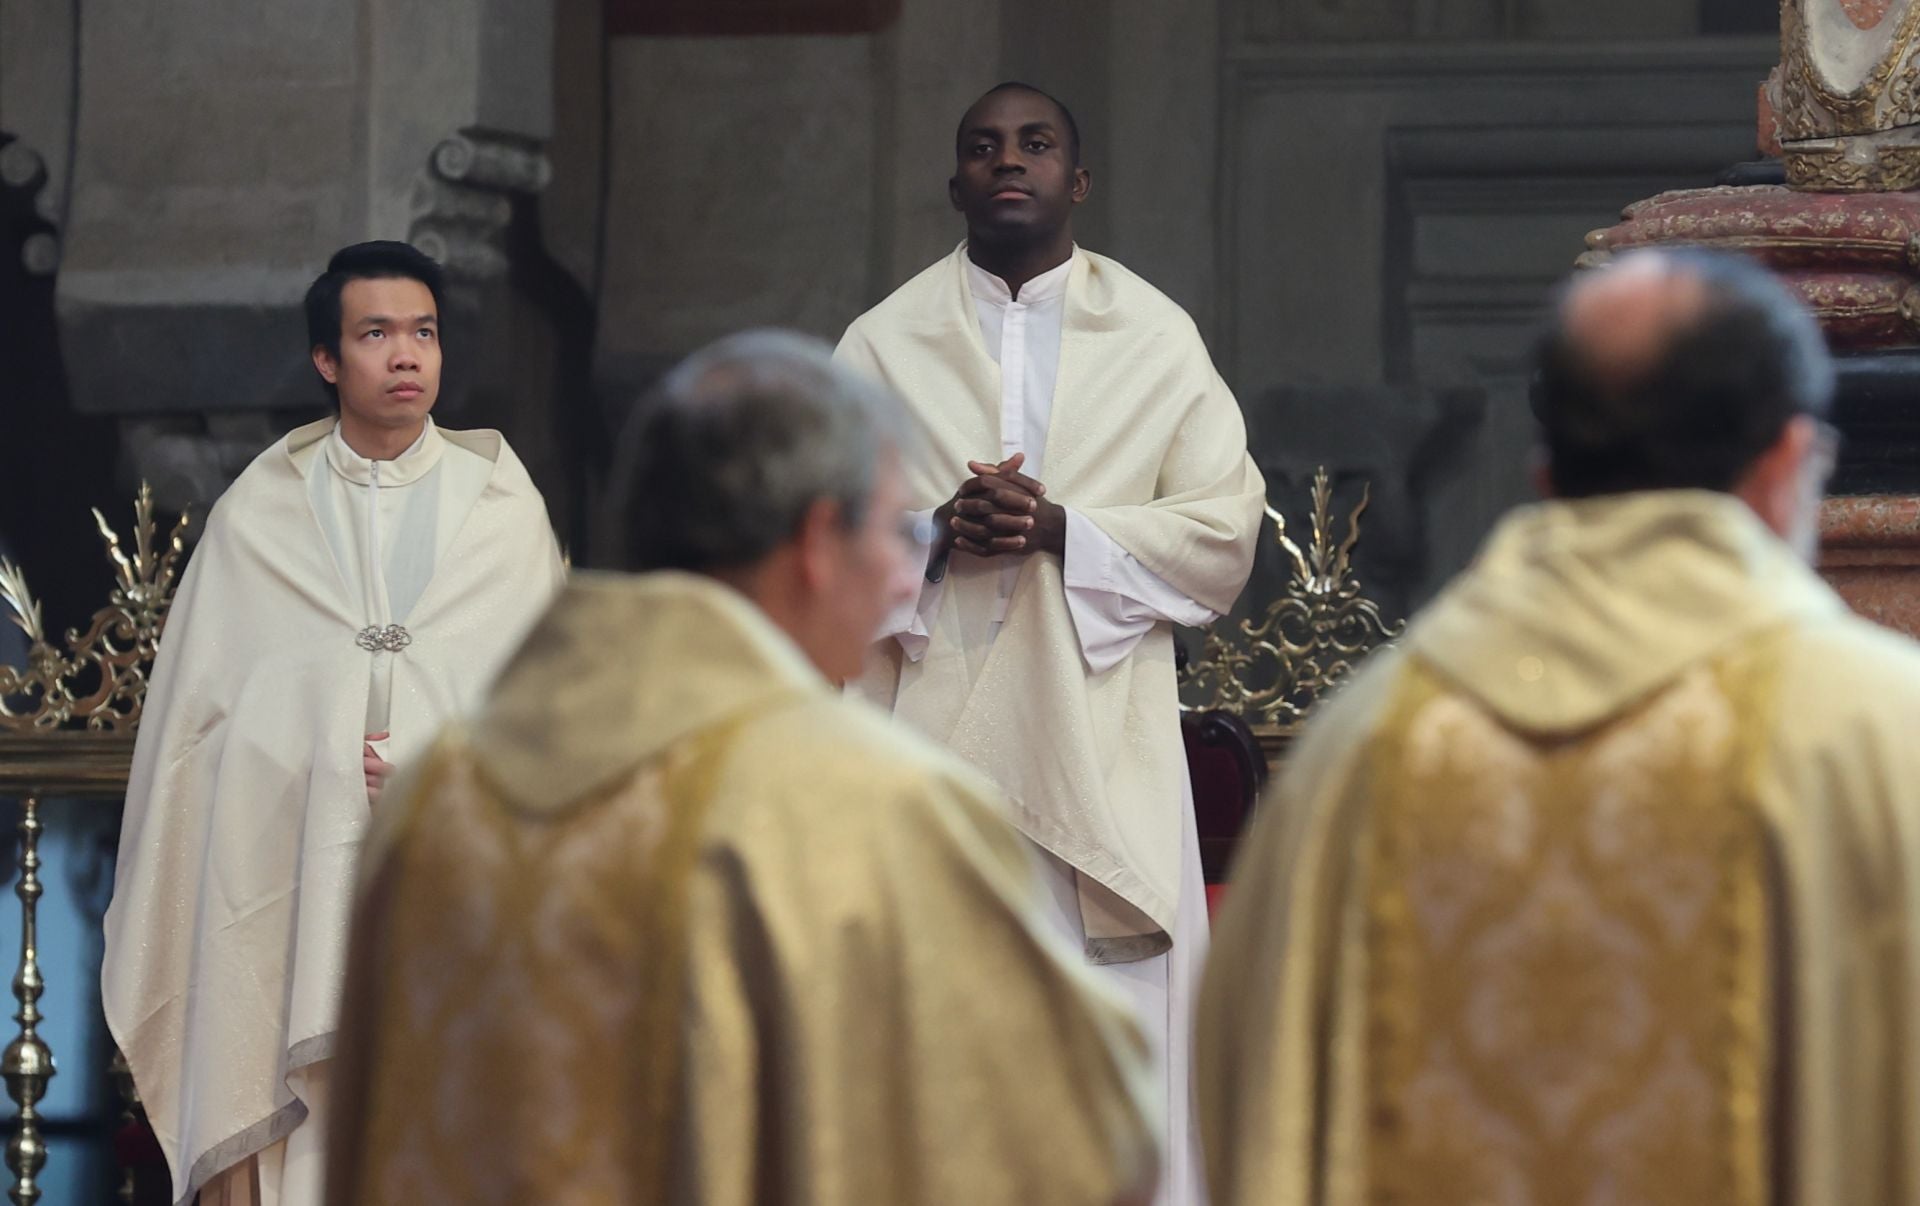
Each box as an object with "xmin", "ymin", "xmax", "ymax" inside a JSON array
[
  {"xmin": 881, "ymin": 251, "xmax": 1216, "ymax": 671},
  {"xmin": 299, "ymin": 419, "xmax": 492, "ymax": 736}
]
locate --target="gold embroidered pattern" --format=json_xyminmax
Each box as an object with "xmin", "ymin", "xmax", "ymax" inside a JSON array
[
  {"xmin": 346, "ymin": 711, "xmax": 764, "ymax": 1202},
  {"xmin": 1365, "ymin": 645, "xmax": 1777, "ymax": 1205}
]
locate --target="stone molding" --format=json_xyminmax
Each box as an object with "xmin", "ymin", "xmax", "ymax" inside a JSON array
[{"xmin": 408, "ymin": 129, "xmax": 553, "ymax": 281}]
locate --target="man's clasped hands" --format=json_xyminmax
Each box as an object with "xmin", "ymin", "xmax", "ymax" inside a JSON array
[{"xmin": 936, "ymin": 452, "xmax": 1067, "ymax": 559}]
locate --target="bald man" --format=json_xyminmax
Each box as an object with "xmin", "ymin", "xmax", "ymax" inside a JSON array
[{"xmin": 1197, "ymin": 249, "xmax": 1920, "ymax": 1205}]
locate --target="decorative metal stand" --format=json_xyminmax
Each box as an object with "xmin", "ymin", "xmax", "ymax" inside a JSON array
[
  {"xmin": 1181, "ymin": 466, "xmax": 1406, "ymax": 748},
  {"xmin": 0, "ymin": 483, "xmax": 187, "ymax": 734},
  {"xmin": 0, "ymin": 484, "xmax": 187, "ymax": 1203},
  {"xmin": 1, "ymin": 797, "xmax": 48, "ymax": 1206}
]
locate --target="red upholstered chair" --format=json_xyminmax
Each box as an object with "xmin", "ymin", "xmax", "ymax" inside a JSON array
[
  {"xmin": 109, "ymin": 1052, "xmax": 170, "ymax": 1206},
  {"xmin": 114, "ymin": 1114, "xmax": 169, "ymax": 1206},
  {"xmin": 1182, "ymin": 709, "xmax": 1268, "ymax": 919}
]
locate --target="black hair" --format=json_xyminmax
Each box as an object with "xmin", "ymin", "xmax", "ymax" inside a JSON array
[
  {"xmin": 1530, "ymin": 249, "xmax": 1834, "ymax": 498},
  {"xmin": 956, "ymin": 81, "xmax": 1082, "ymax": 166},
  {"xmin": 302, "ymin": 241, "xmax": 447, "ymax": 402}
]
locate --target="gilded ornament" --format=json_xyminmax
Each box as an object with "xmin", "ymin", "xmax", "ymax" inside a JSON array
[
  {"xmin": 0, "ymin": 485, "xmax": 188, "ymax": 733},
  {"xmin": 1180, "ymin": 467, "xmax": 1405, "ymax": 735},
  {"xmin": 1784, "ymin": 143, "xmax": 1920, "ymax": 191},
  {"xmin": 1899, "ymin": 283, "xmax": 1920, "ymax": 328},
  {"xmin": 1780, "ymin": 0, "xmax": 1920, "ymax": 128}
]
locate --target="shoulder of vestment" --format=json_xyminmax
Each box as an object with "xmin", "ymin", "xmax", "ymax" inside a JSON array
[{"xmin": 726, "ymin": 691, "xmax": 1000, "ymax": 810}]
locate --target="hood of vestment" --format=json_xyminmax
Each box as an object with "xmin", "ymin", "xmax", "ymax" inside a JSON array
[
  {"xmin": 1405, "ymin": 489, "xmax": 1848, "ymax": 738},
  {"xmin": 472, "ymin": 570, "xmax": 829, "ymax": 813}
]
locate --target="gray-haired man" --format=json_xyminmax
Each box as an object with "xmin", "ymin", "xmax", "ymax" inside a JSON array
[{"xmin": 325, "ymin": 330, "xmax": 1159, "ymax": 1206}]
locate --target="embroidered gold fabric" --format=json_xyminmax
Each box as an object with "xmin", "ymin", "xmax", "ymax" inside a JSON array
[
  {"xmin": 1364, "ymin": 647, "xmax": 1777, "ymax": 1206},
  {"xmin": 334, "ymin": 720, "xmax": 742, "ymax": 1203}
]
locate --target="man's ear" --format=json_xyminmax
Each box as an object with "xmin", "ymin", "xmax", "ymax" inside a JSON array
[
  {"xmin": 1734, "ymin": 413, "xmax": 1817, "ymax": 540},
  {"xmin": 1527, "ymin": 446, "xmax": 1556, "ymax": 499},
  {"xmin": 794, "ymin": 496, "xmax": 846, "ymax": 590},
  {"xmin": 1071, "ymin": 166, "xmax": 1092, "ymax": 205},
  {"xmin": 312, "ymin": 344, "xmax": 340, "ymax": 385},
  {"xmin": 949, "ymin": 175, "xmax": 964, "ymax": 213}
]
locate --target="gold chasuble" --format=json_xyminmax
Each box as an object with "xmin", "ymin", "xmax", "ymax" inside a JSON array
[
  {"xmin": 1199, "ymin": 491, "xmax": 1920, "ymax": 1206},
  {"xmin": 327, "ymin": 573, "xmax": 1159, "ymax": 1206},
  {"xmin": 836, "ymin": 244, "xmax": 1265, "ymax": 957}
]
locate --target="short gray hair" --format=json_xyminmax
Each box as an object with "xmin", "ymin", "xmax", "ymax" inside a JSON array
[{"xmin": 603, "ymin": 329, "xmax": 909, "ymax": 573}]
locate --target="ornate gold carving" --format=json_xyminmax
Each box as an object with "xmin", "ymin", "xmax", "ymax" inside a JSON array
[
  {"xmin": 1784, "ymin": 143, "xmax": 1920, "ymax": 191},
  {"xmin": 1797, "ymin": 274, "xmax": 1905, "ymax": 313},
  {"xmin": 1585, "ymin": 187, "xmax": 1920, "ymax": 261},
  {"xmin": 1181, "ymin": 467, "xmax": 1405, "ymax": 734},
  {"xmin": 1779, "ymin": 0, "xmax": 1920, "ymax": 135},
  {"xmin": 1899, "ymin": 284, "xmax": 1920, "ymax": 330},
  {"xmin": 0, "ymin": 484, "xmax": 188, "ymax": 733}
]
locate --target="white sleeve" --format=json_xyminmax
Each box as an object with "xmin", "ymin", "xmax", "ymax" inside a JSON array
[
  {"xmin": 875, "ymin": 507, "xmax": 948, "ymax": 663},
  {"xmin": 1062, "ymin": 507, "xmax": 1219, "ymax": 674}
]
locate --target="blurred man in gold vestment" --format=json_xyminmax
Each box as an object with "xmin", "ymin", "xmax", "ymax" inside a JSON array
[
  {"xmin": 326, "ymin": 331, "xmax": 1158, "ymax": 1205},
  {"xmin": 1199, "ymin": 251, "xmax": 1920, "ymax": 1206}
]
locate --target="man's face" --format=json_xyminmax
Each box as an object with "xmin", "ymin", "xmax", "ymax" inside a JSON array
[
  {"xmin": 949, "ymin": 88, "xmax": 1088, "ymax": 243},
  {"xmin": 815, "ymin": 451, "xmax": 922, "ymax": 683},
  {"xmin": 313, "ymin": 276, "xmax": 442, "ymax": 434}
]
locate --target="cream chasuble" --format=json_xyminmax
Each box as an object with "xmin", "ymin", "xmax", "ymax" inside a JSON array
[
  {"xmin": 835, "ymin": 243, "xmax": 1265, "ymax": 960},
  {"xmin": 102, "ymin": 416, "xmax": 564, "ymax": 1206},
  {"xmin": 1199, "ymin": 491, "xmax": 1920, "ymax": 1206},
  {"xmin": 325, "ymin": 572, "xmax": 1160, "ymax": 1206}
]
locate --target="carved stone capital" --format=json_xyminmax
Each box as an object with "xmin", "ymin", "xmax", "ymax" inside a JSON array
[
  {"xmin": 408, "ymin": 129, "xmax": 551, "ymax": 281},
  {"xmin": 0, "ymin": 138, "xmax": 59, "ymax": 276},
  {"xmin": 0, "ymin": 142, "xmax": 46, "ymax": 192},
  {"xmin": 430, "ymin": 133, "xmax": 552, "ymax": 194}
]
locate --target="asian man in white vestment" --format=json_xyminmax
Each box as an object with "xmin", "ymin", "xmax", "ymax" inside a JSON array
[
  {"xmin": 835, "ymin": 83, "xmax": 1266, "ymax": 1206},
  {"xmin": 101, "ymin": 241, "xmax": 564, "ymax": 1206},
  {"xmin": 1199, "ymin": 251, "xmax": 1920, "ymax": 1205},
  {"xmin": 325, "ymin": 331, "xmax": 1159, "ymax": 1205}
]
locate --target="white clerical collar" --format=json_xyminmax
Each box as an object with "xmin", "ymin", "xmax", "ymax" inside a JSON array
[
  {"xmin": 965, "ymin": 246, "xmax": 1076, "ymax": 307},
  {"xmin": 324, "ymin": 418, "xmax": 445, "ymax": 487}
]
